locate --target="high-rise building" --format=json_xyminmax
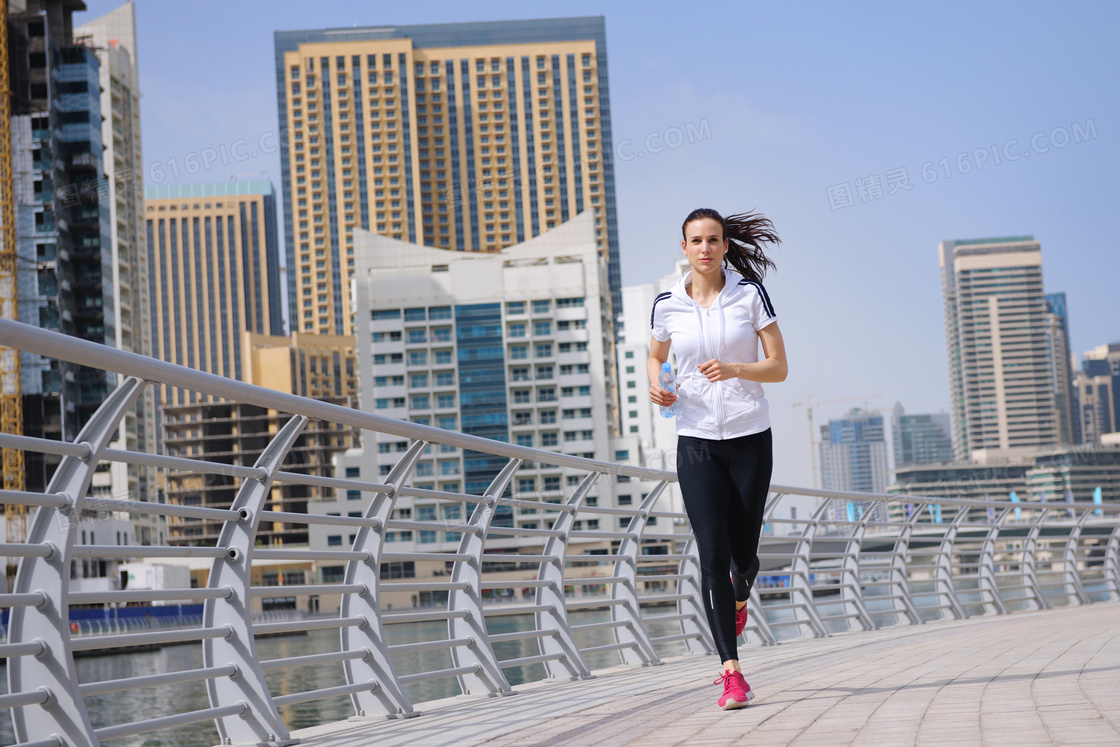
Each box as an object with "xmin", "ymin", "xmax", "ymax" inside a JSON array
[
  {"xmin": 820, "ymin": 408, "xmax": 889, "ymax": 494},
  {"xmin": 1075, "ymin": 343, "xmax": 1120, "ymax": 444},
  {"xmin": 939, "ymin": 237, "xmax": 1061, "ymax": 460},
  {"xmin": 310, "ymin": 212, "xmax": 651, "ymax": 570},
  {"xmin": 273, "ymin": 17, "xmax": 621, "ymax": 339},
  {"xmin": 76, "ymin": 1, "xmax": 157, "ymax": 511},
  {"xmin": 10, "ymin": 1, "xmax": 114, "ymax": 490},
  {"xmin": 144, "ymin": 180, "xmax": 284, "ymax": 405},
  {"xmin": 1044, "ymin": 292, "xmax": 1076, "ymax": 445},
  {"xmin": 891, "ymin": 404, "xmax": 953, "ymax": 470}
]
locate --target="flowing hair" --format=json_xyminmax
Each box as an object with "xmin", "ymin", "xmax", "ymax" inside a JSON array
[{"xmin": 681, "ymin": 208, "xmax": 780, "ymax": 283}]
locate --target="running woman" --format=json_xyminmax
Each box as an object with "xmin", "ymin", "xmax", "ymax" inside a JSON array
[{"xmin": 648, "ymin": 208, "xmax": 786, "ymax": 710}]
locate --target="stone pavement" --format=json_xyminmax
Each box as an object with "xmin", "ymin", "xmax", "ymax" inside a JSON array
[{"xmin": 294, "ymin": 603, "xmax": 1120, "ymax": 746}]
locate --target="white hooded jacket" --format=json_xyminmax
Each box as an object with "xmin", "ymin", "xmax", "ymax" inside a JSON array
[{"xmin": 651, "ymin": 268, "xmax": 777, "ymax": 440}]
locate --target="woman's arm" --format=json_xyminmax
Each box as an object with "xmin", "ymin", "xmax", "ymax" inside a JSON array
[
  {"xmin": 647, "ymin": 336, "xmax": 677, "ymax": 406},
  {"xmin": 697, "ymin": 322, "xmax": 788, "ymax": 383}
]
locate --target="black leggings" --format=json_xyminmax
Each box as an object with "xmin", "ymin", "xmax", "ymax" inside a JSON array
[{"xmin": 677, "ymin": 429, "xmax": 772, "ymax": 663}]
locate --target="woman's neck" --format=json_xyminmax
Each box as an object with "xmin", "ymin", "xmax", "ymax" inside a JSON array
[{"xmin": 687, "ymin": 268, "xmax": 725, "ymax": 308}]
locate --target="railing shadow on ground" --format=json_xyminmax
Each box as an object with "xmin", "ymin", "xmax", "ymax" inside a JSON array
[{"xmin": 0, "ymin": 317, "xmax": 1117, "ymax": 747}]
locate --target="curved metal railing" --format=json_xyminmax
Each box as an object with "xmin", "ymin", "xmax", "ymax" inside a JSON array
[{"xmin": 0, "ymin": 318, "xmax": 1117, "ymax": 747}]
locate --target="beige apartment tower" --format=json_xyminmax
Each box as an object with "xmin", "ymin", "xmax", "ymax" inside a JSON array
[
  {"xmin": 144, "ymin": 180, "xmax": 284, "ymax": 404},
  {"xmin": 274, "ymin": 18, "xmax": 622, "ymax": 338},
  {"xmin": 939, "ymin": 236, "xmax": 1062, "ymax": 459}
]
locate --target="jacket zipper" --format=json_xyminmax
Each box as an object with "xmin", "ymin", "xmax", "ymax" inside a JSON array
[{"xmin": 707, "ymin": 306, "xmax": 725, "ymax": 440}]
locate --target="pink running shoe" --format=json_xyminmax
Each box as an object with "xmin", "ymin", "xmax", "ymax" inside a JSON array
[
  {"xmin": 735, "ymin": 603, "xmax": 749, "ymax": 637},
  {"xmin": 714, "ymin": 670, "xmax": 755, "ymax": 710}
]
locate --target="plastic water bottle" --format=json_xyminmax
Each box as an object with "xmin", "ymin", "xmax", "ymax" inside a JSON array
[{"xmin": 658, "ymin": 362, "xmax": 679, "ymax": 418}]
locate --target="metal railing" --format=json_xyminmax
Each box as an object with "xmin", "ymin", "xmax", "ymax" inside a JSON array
[{"xmin": 0, "ymin": 317, "xmax": 1117, "ymax": 747}]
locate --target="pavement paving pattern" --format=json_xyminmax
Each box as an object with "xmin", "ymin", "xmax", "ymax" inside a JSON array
[{"xmin": 295, "ymin": 602, "xmax": 1120, "ymax": 746}]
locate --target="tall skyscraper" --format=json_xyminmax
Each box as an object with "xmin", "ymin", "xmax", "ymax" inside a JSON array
[
  {"xmin": 76, "ymin": 1, "xmax": 157, "ymax": 507},
  {"xmin": 10, "ymin": 1, "xmax": 114, "ymax": 490},
  {"xmin": 1044, "ymin": 292, "xmax": 1076, "ymax": 445},
  {"xmin": 939, "ymin": 237, "xmax": 1061, "ymax": 460},
  {"xmin": 820, "ymin": 408, "xmax": 889, "ymax": 494},
  {"xmin": 273, "ymin": 17, "xmax": 621, "ymax": 339},
  {"xmin": 890, "ymin": 404, "xmax": 953, "ymax": 470},
  {"xmin": 144, "ymin": 180, "xmax": 284, "ymax": 404}
]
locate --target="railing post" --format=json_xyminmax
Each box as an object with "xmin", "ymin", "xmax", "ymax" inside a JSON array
[
  {"xmin": 203, "ymin": 415, "xmax": 308, "ymax": 747},
  {"xmin": 1060, "ymin": 509, "xmax": 1092, "ymax": 606},
  {"xmin": 533, "ymin": 472, "xmax": 595, "ymax": 680},
  {"xmin": 884, "ymin": 504, "xmax": 922, "ymax": 626},
  {"xmin": 678, "ymin": 538, "xmax": 721, "ymax": 651},
  {"xmin": 842, "ymin": 503, "xmax": 877, "ymax": 632},
  {"xmin": 343, "ymin": 439, "xmax": 427, "ymax": 719},
  {"xmin": 609, "ymin": 481, "xmax": 665, "ymax": 666},
  {"xmin": 785, "ymin": 500, "xmax": 829, "ymax": 638},
  {"xmin": 1019, "ymin": 508, "xmax": 1050, "ymax": 611},
  {"xmin": 975, "ymin": 507, "xmax": 1009, "ymax": 616},
  {"xmin": 933, "ymin": 510, "xmax": 967, "ymax": 620},
  {"xmin": 1101, "ymin": 519, "xmax": 1120, "ymax": 601},
  {"xmin": 7, "ymin": 376, "xmax": 145, "ymax": 747},
  {"xmin": 447, "ymin": 458, "xmax": 522, "ymax": 697}
]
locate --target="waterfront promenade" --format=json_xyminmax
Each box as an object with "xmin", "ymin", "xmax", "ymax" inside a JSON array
[{"xmin": 294, "ymin": 603, "xmax": 1120, "ymax": 746}]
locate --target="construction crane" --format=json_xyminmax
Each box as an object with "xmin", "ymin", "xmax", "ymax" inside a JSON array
[
  {"xmin": 791, "ymin": 395, "xmax": 880, "ymax": 489},
  {"xmin": 1, "ymin": 0, "xmax": 28, "ymax": 587}
]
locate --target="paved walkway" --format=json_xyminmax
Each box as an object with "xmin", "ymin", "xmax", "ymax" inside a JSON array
[{"xmin": 295, "ymin": 603, "xmax": 1120, "ymax": 746}]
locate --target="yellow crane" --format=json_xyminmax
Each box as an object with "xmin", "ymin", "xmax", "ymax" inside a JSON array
[
  {"xmin": 791, "ymin": 395, "xmax": 880, "ymax": 489},
  {"xmin": 1, "ymin": 0, "xmax": 28, "ymax": 585}
]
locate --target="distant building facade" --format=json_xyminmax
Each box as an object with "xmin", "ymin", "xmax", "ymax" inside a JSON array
[
  {"xmin": 144, "ymin": 180, "xmax": 284, "ymax": 405},
  {"xmin": 820, "ymin": 408, "xmax": 889, "ymax": 494},
  {"xmin": 273, "ymin": 17, "xmax": 622, "ymax": 338},
  {"xmin": 939, "ymin": 237, "xmax": 1063, "ymax": 460},
  {"xmin": 1074, "ymin": 343, "xmax": 1120, "ymax": 445},
  {"xmin": 305, "ymin": 213, "xmax": 657, "ymax": 602},
  {"xmin": 163, "ymin": 332, "xmax": 357, "ymax": 546},
  {"xmin": 891, "ymin": 404, "xmax": 953, "ymax": 470},
  {"xmin": 11, "ymin": 3, "xmax": 114, "ymax": 494}
]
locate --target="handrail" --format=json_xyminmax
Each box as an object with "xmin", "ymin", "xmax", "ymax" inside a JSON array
[{"xmin": 0, "ymin": 317, "xmax": 1118, "ymax": 746}]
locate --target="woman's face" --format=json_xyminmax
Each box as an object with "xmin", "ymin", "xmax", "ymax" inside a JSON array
[{"xmin": 681, "ymin": 217, "xmax": 727, "ymax": 275}]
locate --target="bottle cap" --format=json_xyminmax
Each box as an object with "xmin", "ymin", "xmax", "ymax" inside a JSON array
[{"xmin": 661, "ymin": 362, "xmax": 671, "ymax": 372}]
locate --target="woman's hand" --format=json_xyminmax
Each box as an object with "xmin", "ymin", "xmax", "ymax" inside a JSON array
[
  {"xmin": 649, "ymin": 382, "xmax": 678, "ymax": 407},
  {"xmin": 698, "ymin": 358, "xmax": 739, "ymax": 382}
]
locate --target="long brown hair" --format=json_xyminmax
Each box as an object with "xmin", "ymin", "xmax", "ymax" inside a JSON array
[{"xmin": 681, "ymin": 208, "xmax": 780, "ymax": 283}]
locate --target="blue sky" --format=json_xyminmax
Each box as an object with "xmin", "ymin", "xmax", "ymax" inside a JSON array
[{"xmin": 75, "ymin": 1, "xmax": 1120, "ymax": 485}]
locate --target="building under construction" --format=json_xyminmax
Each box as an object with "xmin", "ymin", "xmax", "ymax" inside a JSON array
[
  {"xmin": 6, "ymin": 1, "xmax": 115, "ymax": 491},
  {"xmin": 162, "ymin": 332, "xmax": 359, "ymax": 546}
]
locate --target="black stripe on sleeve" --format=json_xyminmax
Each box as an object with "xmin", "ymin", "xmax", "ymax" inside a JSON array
[
  {"xmin": 650, "ymin": 291, "xmax": 671, "ymax": 329},
  {"xmin": 738, "ymin": 280, "xmax": 776, "ymax": 318}
]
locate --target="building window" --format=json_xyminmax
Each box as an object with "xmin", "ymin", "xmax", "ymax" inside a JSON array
[{"xmin": 372, "ymin": 309, "xmax": 402, "ymax": 320}]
